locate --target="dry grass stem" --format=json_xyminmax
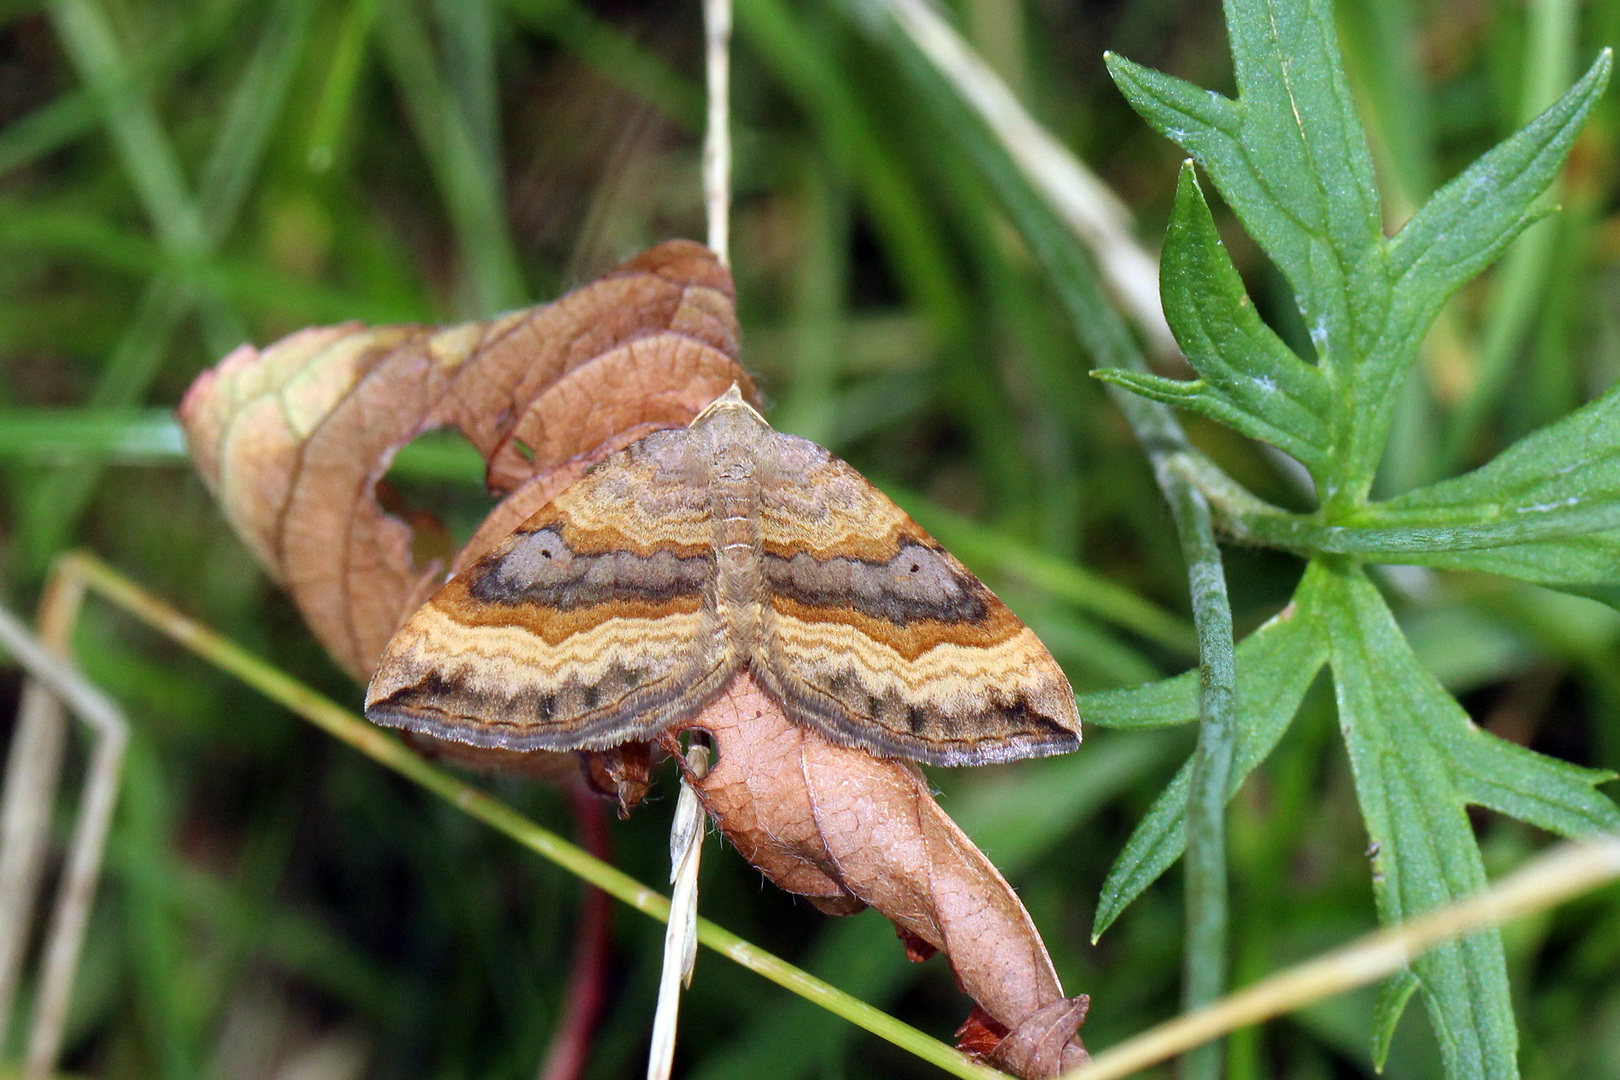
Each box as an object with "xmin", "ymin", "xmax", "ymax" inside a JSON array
[
  {"xmin": 647, "ymin": 744, "xmax": 711, "ymax": 1080},
  {"xmin": 0, "ymin": 587, "xmax": 129, "ymax": 1080},
  {"xmin": 703, "ymin": 0, "xmax": 732, "ymax": 265},
  {"xmin": 879, "ymin": 0, "xmax": 1176, "ymax": 360},
  {"xmin": 53, "ymin": 551, "xmax": 1001, "ymax": 1080},
  {"xmin": 1064, "ymin": 835, "xmax": 1620, "ymax": 1080},
  {"xmin": 0, "ymin": 596, "xmax": 76, "ymax": 1029},
  {"xmin": 647, "ymin": 5, "xmax": 733, "ymax": 1074}
]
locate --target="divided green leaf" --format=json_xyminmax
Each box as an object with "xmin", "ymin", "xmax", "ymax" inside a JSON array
[
  {"xmin": 849, "ymin": 0, "xmax": 1619, "ymax": 1072},
  {"xmin": 1096, "ymin": 1, "xmax": 1619, "ymax": 1075},
  {"xmin": 1371, "ymin": 969, "xmax": 1421, "ymax": 1073},
  {"xmin": 1318, "ymin": 565, "xmax": 1517, "ymax": 1079},
  {"xmin": 1388, "ymin": 54, "xmax": 1613, "ymax": 355},
  {"xmin": 1108, "ymin": 26, "xmax": 1609, "ymax": 501},
  {"xmin": 1362, "ymin": 378, "xmax": 1620, "ymax": 602}
]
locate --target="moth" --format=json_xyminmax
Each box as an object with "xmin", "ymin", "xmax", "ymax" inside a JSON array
[{"xmin": 365, "ymin": 387, "xmax": 1080, "ymax": 766}]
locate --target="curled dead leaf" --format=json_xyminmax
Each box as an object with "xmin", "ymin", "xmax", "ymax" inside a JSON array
[
  {"xmin": 180, "ymin": 240, "xmax": 754, "ymax": 683},
  {"xmin": 676, "ymin": 675, "xmax": 1089, "ymax": 1078},
  {"xmin": 182, "ymin": 239, "xmax": 1091, "ymax": 1077}
]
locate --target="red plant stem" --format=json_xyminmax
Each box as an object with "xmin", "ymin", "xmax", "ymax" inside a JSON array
[{"xmin": 537, "ymin": 784, "xmax": 614, "ymax": 1080}]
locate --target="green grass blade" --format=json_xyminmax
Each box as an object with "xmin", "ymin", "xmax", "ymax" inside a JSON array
[
  {"xmin": 24, "ymin": 0, "xmax": 315, "ymax": 570},
  {"xmin": 377, "ymin": 0, "xmax": 526, "ymax": 314},
  {"xmin": 769, "ymin": 167, "xmax": 849, "ymax": 446},
  {"xmin": 433, "ymin": 0, "xmax": 501, "ymax": 175},
  {"xmin": 1335, "ymin": 0, "xmax": 1435, "ymax": 219},
  {"xmin": 503, "ymin": 0, "xmax": 703, "ymax": 130},
  {"xmin": 839, "ymin": 9, "xmax": 1243, "ymax": 1074},
  {"xmin": 19, "ymin": 280, "xmax": 195, "ymax": 569},
  {"xmin": 305, "ymin": 0, "xmax": 385, "ymax": 171},
  {"xmin": 0, "ymin": 410, "xmax": 186, "ymax": 461},
  {"xmin": 195, "ymin": 0, "xmax": 318, "ymax": 238},
  {"xmin": 1442, "ymin": 0, "xmax": 1584, "ymax": 469},
  {"xmin": 736, "ymin": 0, "xmax": 972, "ymax": 347},
  {"xmin": 47, "ymin": 0, "xmax": 209, "ymax": 259},
  {"xmin": 114, "ymin": 738, "xmax": 206, "ymax": 1080}
]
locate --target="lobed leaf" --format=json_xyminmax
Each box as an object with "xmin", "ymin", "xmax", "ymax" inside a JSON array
[
  {"xmin": 1387, "ymin": 52, "xmax": 1612, "ymax": 353},
  {"xmin": 1451, "ymin": 732, "xmax": 1619, "ymax": 837},
  {"xmin": 1106, "ymin": 0, "xmax": 1386, "ymax": 376},
  {"xmin": 956, "ymin": 0, "xmax": 1618, "ymax": 1072},
  {"xmin": 1356, "ymin": 377, "xmax": 1620, "ymax": 599},
  {"xmin": 1076, "ymin": 669, "xmax": 1197, "ymax": 730},
  {"xmin": 1097, "ymin": 164, "xmax": 1331, "ymax": 473},
  {"xmin": 1321, "ymin": 565, "xmax": 1516, "ymax": 1080},
  {"xmin": 1111, "ymin": 3, "xmax": 1608, "ymax": 502},
  {"xmin": 1370, "ymin": 969, "xmax": 1421, "ymax": 1073},
  {"xmin": 1091, "ymin": 598, "xmax": 1326, "ymax": 937}
]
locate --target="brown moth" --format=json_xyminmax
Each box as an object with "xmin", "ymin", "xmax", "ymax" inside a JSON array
[{"xmin": 365, "ymin": 386, "xmax": 1080, "ymax": 766}]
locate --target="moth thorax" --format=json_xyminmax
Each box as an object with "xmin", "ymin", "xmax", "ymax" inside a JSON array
[{"xmin": 710, "ymin": 451, "xmax": 763, "ymax": 645}]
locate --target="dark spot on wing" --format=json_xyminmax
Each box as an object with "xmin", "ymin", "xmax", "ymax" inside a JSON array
[
  {"xmin": 468, "ymin": 526, "xmax": 712, "ymax": 609},
  {"xmin": 762, "ymin": 542, "xmax": 990, "ymax": 624}
]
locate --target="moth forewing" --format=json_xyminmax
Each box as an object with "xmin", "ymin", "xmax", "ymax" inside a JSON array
[{"xmin": 364, "ymin": 390, "xmax": 1080, "ymax": 765}]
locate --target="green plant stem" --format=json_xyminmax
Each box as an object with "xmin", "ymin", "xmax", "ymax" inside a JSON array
[
  {"xmin": 376, "ymin": 1, "xmax": 526, "ymax": 316},
  {"xmin": 305, "ymin": 0, "xmax": 385, "ymax": 171},
  {"xmin": 54, "ymin": 552, "xmax": 1006, "ymax": 1080},
  {"xmin": 836, "ymin": 8, "xmax": 1242, "ymax": 1070},
  {"xmin": 0, "ymin": 1, "xmax": 248, "ymax": 179},
  {"xmin": 505, "ymin": 0, "xmax": 704, "ymax": 130},
  {"xmin": 1108, "ymin": 381, "xmax": 1240, "ymax": 1080},
  {"xmin": 1161, "ymin": 476, "xmax": 1236, "ymax": 1080}
]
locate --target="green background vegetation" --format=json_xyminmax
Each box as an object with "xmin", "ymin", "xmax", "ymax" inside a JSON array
[{"xmin": 2, "ymin": 0, "xmax": 1619, "ymax": 1077}]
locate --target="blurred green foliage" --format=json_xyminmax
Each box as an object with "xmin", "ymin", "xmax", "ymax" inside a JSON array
[{"xmin": 2, "ymin": 0, "xmax": 1620, "ymax": 1078}]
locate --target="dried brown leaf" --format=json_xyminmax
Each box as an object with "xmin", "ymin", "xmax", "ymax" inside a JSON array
[
  {"xmin": 679, "ymin": 675, "xmax": 1089, "ymax": 1079},
  {"xmin": 180, "ymin": 240, "xmax": 753, "ymax": 683},
  {"xmin": 183, "ymin": 240, "xmax": 1091, "ymax": 1068}
]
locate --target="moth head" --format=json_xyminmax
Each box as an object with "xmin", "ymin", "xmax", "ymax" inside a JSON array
[{"xmin": 692, "ymin": 382, "xmax": 766, "ymax": 428}]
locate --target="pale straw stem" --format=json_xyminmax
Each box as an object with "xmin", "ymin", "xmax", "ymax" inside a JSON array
[
  {"xmin": 879, "ymin": 0, "xmax": 1176, "ymax": 360},
  {"xmin": 0, "ymin": 597, "xmax": 129, "ymax": 1080},
  {"xmin": 646, "ymin": 744, "xmax": 710, "ymax": 1080},
  {"xmin": 646, "ymin": 2, "xmax": 732, "ymax": 1071},
  {"xmin": 1063, "ymin": 835, "xmax": 1620, "ymax": 1080},
  {"xmin": 703, "ymin": 0, "xmax": 732, "ymax": 266}
]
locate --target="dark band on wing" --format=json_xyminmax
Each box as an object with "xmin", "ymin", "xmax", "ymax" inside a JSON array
[
  {"xmin": 763, "ymin": 665, "xmax": 1079, "ymax": 766},
  {"xmin": 761, "ymin": 542, "xmax": 991, "ymax": 625},
  {"xmin": 468, "ymin": 525, "xmax": 713, "ymax": 610},
  {"xmin": 365, "ymin": 660, "xmax": 700, "ymax": 750}
]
